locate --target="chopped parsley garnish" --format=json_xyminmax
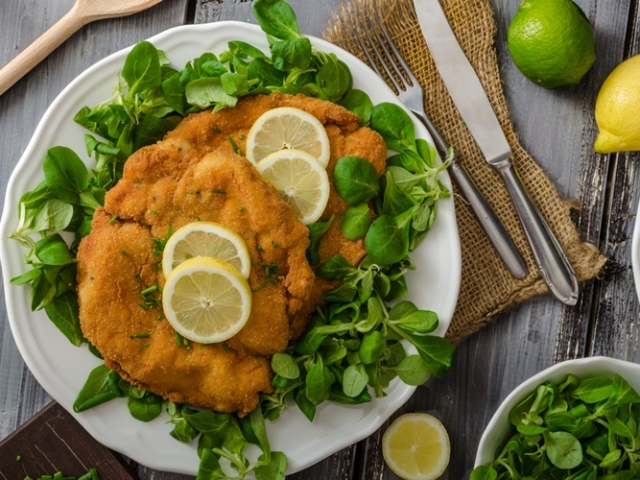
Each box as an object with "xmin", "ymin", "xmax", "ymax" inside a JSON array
[
  {"xmin": 251, "ymin": 262, "xmax": 279, "ymax": 292},
  {"xmin": 151, "ymin": 224, "xmax": 173, "ymax": 256},
  {"xmin": 139, "ymin": 284, "xmax": 162, "ymax": 310},
  {"xmin": 227, "ymin": 136, "xmax": 243, "ymax": 156},
  {"xmin": 129, "ymin": 333, "xmax": 151, "ymax": 339}
]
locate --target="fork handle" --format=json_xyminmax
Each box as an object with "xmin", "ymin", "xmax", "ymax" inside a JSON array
[
  {"xmin": 0, "ymin": 1, "xmax": 86, "ymax": 96},
  {"xmin": 448, "ymin": 155, "xmax": 528, "ymax": 279},
  {"xmin": 412, "ymin": 110, "xmax": 527, "ymax": 279}
]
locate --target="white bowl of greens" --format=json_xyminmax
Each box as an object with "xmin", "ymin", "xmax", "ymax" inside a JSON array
[{"xmin": 473, "ymin": 356, "xmax": 640, "ymax": 479}]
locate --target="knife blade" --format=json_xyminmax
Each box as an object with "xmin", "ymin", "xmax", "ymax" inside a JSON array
[{"xmin": 413, "ymin": 0, "xmax": 579, "ymax": 305}]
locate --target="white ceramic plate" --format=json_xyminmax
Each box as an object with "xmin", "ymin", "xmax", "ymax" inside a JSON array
[
  {"xmin": 474, "ymin": 356, "xmax": 640, "ymax": 468},
  {"xmin": 0, "ymin": 22, "xmax": 461, "ymax": 475}
]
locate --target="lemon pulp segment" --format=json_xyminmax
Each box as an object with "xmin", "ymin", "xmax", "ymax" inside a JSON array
[
  {"xmin": 256, "ymin": 149, "xmax": 330, "ymax": 225},
  {"xmin": 382, "ymin": 413, "xmax": 450, "ymax": 480},
  {"xmin": 162, "ymin": 257, "xmax": 252, "ymax": 344},
  {"xmin": 246, "ymin": 107, "xmax": 330, "ymax": 167},
  {"xmin": 162, "ymin": 222, "xmax": 251, "ymax": 279}
]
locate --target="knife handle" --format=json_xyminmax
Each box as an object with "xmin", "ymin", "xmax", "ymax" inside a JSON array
[
  {"xmin": 494, "ymin": 159, "xmax": 579, "ymax": 305},
  {"xmin": 413, "ymin": 111, "xmax": 527, "ymax": 279}
]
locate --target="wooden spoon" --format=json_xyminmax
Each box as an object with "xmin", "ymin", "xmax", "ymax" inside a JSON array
[{"xmin": 0, "ymin": 0, "xmax": 163, "ymax": 96}]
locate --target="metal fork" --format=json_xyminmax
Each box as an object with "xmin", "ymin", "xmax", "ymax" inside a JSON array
[{"xmin": 348, "ymin": 10, "xmax": 527, "ymax": 279}]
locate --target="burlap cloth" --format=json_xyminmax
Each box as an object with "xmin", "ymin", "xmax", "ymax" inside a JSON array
[{"xmin": 324, "ymin": 0, "xmax": 606, "ymax": 342}]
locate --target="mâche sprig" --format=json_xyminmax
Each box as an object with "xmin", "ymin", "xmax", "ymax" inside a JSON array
[{"xmin": 471, "ymin": 373, "xmax": 640, "ymax": 479}]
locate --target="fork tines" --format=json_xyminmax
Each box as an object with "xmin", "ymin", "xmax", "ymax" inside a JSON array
[{"xmin": 344, "ymin": 4, "xmax": 419, "ymax": 99}]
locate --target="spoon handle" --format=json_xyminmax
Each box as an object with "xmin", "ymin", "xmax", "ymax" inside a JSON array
[{"xmin": 0, "ymin": 2, "xmax": 85, "ymax": 96}]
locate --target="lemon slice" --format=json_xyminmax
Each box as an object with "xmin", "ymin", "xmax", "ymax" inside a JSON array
[
  {"xmin": 246, "ymin": 107, "xmax": 330, "ymax": 167},
  {"xmin": 256, "ymin": 149, "xmax": 330, "ymax": 225},
  {"xmin": 162, "ymin": 222, "xmax": 251, "ymax": 279},
  {"xmin": 162, "ymin": 257, "xmax": 252, "ymax": 344},
  {"xmin": 382, "ymin": 413, "xmax": 451, "ymax": 480}
]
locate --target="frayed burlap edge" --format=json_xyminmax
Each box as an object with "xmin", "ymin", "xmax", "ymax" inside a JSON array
[{"xmin": 324, "ymin": 0, "xmax": 606, "ymax": 342}]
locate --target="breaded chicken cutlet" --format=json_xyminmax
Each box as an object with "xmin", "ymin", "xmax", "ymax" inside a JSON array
[{"xmin": 76, "ymin": 92, "xmax": 387, "ymax": 416}]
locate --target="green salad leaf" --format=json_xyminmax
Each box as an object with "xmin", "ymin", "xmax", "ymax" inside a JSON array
[{"xmin": 471, "ymin": 373, "xmax": 640, "ymax": 480}]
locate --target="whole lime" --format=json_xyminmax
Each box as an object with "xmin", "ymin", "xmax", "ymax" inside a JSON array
[
  {"xmin": 594, "ymin": 55, "xmax": 640, "ymax": 153},
  {"xmin": 507, "ymin": 0, "xmax": 595, "ymax": 89}
]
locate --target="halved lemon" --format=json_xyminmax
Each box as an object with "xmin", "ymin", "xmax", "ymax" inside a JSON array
[
  {"xmin": 246, "ymin": 107, "xmax": 330, "ymax": 167},
  {"xmin": 162, "ymin": 257, "xmax": 252, "ymax": 344},
  {"xmin": 382, "ymin": 413, "xmax": 450, "ymax": 480},
  {"xmin": 162, "ymin": 222, "xmax": 251, "ymax": 279},
  {"xmin": 256, "ymin": 149, "xmax": 330, "ymax": 225}
]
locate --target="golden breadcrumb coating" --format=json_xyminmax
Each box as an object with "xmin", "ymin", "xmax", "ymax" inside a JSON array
[{"xmin": 77, "ymin": 92, "xmax": 386, "ymax": 415}]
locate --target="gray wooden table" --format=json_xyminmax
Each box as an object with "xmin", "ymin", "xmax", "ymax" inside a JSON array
[{"xmin": 0, "ymin": 0, "xmax": 638, "ymax": 479}]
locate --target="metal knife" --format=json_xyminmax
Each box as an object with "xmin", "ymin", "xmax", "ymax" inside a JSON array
[{"xmin": 412, "ymin": 0, "xmax": 579, "ymax": 305}]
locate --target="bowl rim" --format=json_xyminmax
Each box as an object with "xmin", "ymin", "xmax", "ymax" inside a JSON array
[{"xmin": 473, "ymin": 356, "xmax": 640, "ymax": 468}]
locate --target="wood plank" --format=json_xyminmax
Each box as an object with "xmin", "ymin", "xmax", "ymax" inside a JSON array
[
  {"xmin": 591, "ymin": 0, "xmax": 640, "ymax": 364},
  {"xmin": 287, "ymin": 446, "xmax": 357, "ymax": 480},
  {"xmin": 136, "ymin": 464, "xmax": 193, "ymax": 480},
  {"xmin": 0, "ymin": 402, "xmax": 137, "ymax": 479},
  {"xmin": 591, "ymin": 150, "xmax": 640, "ymax": 362}
]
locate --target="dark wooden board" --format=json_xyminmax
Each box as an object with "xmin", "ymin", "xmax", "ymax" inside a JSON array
[{"xmin": 0, "ymin": 402, "xmax": 137, "ymax": 479}]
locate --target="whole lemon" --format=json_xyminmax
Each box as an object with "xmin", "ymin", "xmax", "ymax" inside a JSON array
[
  {"xmin": 594, "ymin": 55, "xmax": 640, "ymax": 153},
  {"xmin": 507, "ymin": 0, "xmax": 595, "ymax": 89}
]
